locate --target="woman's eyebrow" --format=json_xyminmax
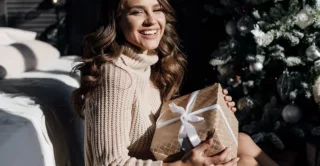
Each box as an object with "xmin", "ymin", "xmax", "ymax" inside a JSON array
[
  {"xmin": 128, "ymin": 4, "xmax": 161, "ymax": 10},
  {"xmin": 128, "ymin": 5, "xmax": 145, "ymax": 10}
]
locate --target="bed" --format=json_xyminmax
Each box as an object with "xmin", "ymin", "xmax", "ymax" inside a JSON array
[{"xmin": 0, "ymin": 28, "xmax": 84, "ymax": 166}]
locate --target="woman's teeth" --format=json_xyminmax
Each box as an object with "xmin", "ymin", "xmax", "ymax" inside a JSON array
[{"xmin": 141, "ymin": 30, "xmax": 157, "ymax": 35}]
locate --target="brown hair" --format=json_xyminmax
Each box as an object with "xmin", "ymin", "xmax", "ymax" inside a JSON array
[{"xmin": 72, "ymin": 0, "xmax": 187, "ymax": 118}]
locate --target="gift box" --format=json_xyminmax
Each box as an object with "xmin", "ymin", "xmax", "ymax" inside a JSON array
[
  {"xmin": 306, "ymin": 142, "xmax": 320, "ymax": 166},
  {"xmin": 150, "ymin": 83, "xmax": 238, "ymax": 162}
]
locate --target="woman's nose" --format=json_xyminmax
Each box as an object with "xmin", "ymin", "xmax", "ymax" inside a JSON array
[{"xmin": 144, "ymin": 14, "xmax": 157, "ymax": 25}]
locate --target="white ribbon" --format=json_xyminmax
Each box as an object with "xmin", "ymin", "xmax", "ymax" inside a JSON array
[{"xmin": 156, "ymin": 90, "xmax": 238, "ymax": 148}]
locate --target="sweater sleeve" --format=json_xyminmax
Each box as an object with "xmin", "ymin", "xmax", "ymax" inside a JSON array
[{"xmin": 84, "ymin": 62, "xmax": 163, "ymax": 166}]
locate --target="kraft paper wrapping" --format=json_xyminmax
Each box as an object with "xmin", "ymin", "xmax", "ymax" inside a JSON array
[{"xmin": 150, "ymin": 83, "xmax": 238, "ymax": 162}]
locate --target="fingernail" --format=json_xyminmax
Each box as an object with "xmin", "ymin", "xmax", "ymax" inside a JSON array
[{"xmin": 236, "ymin": 157, "xmax": 240, "ymax": 161}]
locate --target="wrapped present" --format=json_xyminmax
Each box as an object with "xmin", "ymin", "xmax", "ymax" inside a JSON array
[
  {"xmin": 306, "ymin": 142, "xmax": 320, "ymax": 166},
  {"xmin": 150, "ymin": 83, "xmax": 238, "ymax": 162}
]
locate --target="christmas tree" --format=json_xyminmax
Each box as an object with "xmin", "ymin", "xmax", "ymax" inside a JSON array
[{"xmin": 204, "ymin": 0, "xmax": 320, "ymax": 150}]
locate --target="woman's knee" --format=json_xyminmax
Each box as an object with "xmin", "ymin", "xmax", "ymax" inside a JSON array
[
  {"xmin": 238, "ymin": 132, "xmax": 262, "ymax": 157},
  {"xmin": 238, "ymin": 132, "xmax": 252, "ymax": 143},
  {"xmin": 237, "ymin": 154, "xmax": 260, "ymax": 166}
]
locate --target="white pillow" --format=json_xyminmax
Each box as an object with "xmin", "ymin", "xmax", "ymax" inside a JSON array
[
  {"xmin": 0, "ymin": 28, "xmax": 37, "ymax": 45},
  {"xmin": 0, "ymin": 40, "xmax": 60, "ymax": 78},
  {"xmin": 0, "ymin": 33, "xmax": 15, "ymax": 45}
]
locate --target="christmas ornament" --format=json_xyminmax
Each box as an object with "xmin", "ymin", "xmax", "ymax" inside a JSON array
[
  {"xmin": 295, "ymin": 6, "xmax": 314, "ymax": 29},
  {"xmin": 237, "ymin": 16, "xmax": 254, "ymax": 34},
  {"xmin": 249, "ymin": 62, "xmax": 263, "ymax": 73},
  {"xmin": 313, "ymin": 76, "xmax": 320, "ymax": 104},
  {"xmin": 236, "ymin": 97, "xmax": 255, "ymax": 112},
  {"xmin": 252, "ymin": 10, "xmax": 261, "ymax": 20},
  {"xmin": 277, "ymin": 70, "xmax": 293, "ymax": 101},
  {"xmin": 217, "ymin": 65, "xmax": 233, "ymax": 77},
  {"xmin": 282, "ymin": 103, "xmax": 302, "ymax": 124},
  {"xmin": 306, "ymin": 44, "xmax": 320, "ymax": 61},
  {"xmin": 225, "ymin": 20, "xmax": 237, "ymax": 36}
]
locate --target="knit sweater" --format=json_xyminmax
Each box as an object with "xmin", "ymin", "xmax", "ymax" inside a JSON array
[{"xmin": 84, "ymin": 53, "xmax": 164, "ymax": 166}]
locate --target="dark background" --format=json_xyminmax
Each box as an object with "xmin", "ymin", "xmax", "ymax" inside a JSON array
[
  {"xmin": 65, "ymin": 0, "xmax": 226, "ymax": 94},
  {"xmin": 0, "ymin": 0, "xmax": 227, "ymax": 94}
]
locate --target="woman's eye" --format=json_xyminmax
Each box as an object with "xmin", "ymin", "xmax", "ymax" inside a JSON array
[
  {"xmin": 131, "ymin": 10, "xmax": 144, "ymax": 15},
  {"xmin": 154, "ymin": 9, "xmax": 163, "ymax": 12}
]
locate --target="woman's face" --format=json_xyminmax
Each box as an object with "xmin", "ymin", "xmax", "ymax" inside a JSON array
[{"xmin": 119, "ymin": 0, "xmax": 166, "ymax": 54}]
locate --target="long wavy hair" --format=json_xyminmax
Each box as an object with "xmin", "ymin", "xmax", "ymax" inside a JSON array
[{"xmin": 72, "ymin": 0, "xmax": 187, "ymax": 118}]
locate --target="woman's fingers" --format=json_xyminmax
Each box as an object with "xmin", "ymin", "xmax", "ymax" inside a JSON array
[
  {"xmin": 227, "ymin": 101, "xmax": 235, "ymax": 107},
  {"xmin": 208, "ymin": 147, "xmax": 230, "ymax": 164},
  {"xmin": 221, "ymin": 157, "xmax": 240, "ymax": 166},
  {"xmin": 224, "ymin": 96, "xmax": 232, "ymax": 102},
  {"xmin": 223, "ymin": 90, "xmax": 237, "ymax": 113},
  {"xmin": 223, "ymin": 89, "xmax": 228, "ymax": 95},
  {"xmin": 194, "ymin": 138, "xmax": 214, "ymax": 157}
]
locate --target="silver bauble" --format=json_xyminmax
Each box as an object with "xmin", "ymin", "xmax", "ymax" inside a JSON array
[
  {"xmin": 237, "ymin": 16, "xmax": 254, "ymax": 34},
  {"xmin": 295, "ymin": 6, "xmax": 314, "ymax": 29},
  {"xmin": 249, "ymin": 62, "xmax": 263, "ymax": 73},
  {"xmin": 282, "ymin": 103, "xmax": 302, "ymax": 124},
  {"xmin": 225, "ymin": 20, "xmax": 237, "ymax": 36},
  {"xmin": 277, "ymin": 70, "xmax": 293, "ymax": 101},
  {"xmin": 237, "ymin": 97, "xmax": 255, "ymax": 112},
  {"xmin": 217, "ymin": 65, "xmax": 233, "ymax": 77},
  {"xmin": 306, "ymin": 45, "xmax": 320, "ymax": 61}
]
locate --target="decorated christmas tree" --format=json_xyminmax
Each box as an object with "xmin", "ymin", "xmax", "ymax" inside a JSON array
[{"xmin": 204, "ymin": 0, "xmax": 320, "ymax": 150}]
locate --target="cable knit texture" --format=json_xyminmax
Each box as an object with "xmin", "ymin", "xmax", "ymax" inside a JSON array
[{"xmin": 84, "ymin": 53, "xmax": 164, "ymax": 166}]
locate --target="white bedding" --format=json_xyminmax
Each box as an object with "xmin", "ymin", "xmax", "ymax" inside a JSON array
[
  {"xmin": 0, "ymin": 94, "xmax": 56, "ymax": 166},
  {"xmin": 0, "ymin": 56, "xmax": 83, "ymax": 166}
]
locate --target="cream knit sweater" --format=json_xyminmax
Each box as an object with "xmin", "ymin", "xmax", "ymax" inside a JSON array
[{"xmin": 84, "ymin": 53, "xmax": 164, "ymax": 166}]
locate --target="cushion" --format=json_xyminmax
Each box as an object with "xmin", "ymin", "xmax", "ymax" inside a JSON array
[
  {"xmin": 0, "ymin": 28, "xmax": 37, "ymax": 45},
  {"xmin": 0, "ymin": 32, "xmax": 15, "ymax": 45},
  {"xmin": 0, "ymin": 40, "xmax": 60, "ymax": 79}
]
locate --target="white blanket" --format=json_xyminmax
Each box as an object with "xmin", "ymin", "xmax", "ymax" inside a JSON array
[
  {"xmin": 0, "ymin": 56, "xmax": 83, "ymax": 166},
  {"xmin": 0, "ymin": 94, "xmax": 56, "ymax": 166}
]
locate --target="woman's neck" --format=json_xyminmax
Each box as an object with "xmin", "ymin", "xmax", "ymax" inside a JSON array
[{"xmin": 123, "ymin": 42, "xmax": 156, "ymax": 56}]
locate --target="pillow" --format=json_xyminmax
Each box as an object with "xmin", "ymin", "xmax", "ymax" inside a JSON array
[
  {"xmin": 0, "ymin": 33, "xmax": 15, "ymax": 45},
  {"xmin": 0, "ymin": 28, "xmax": 37, "ymax": 45},
  {"xmin": 0, "ymin": 40, "xmax": 60, "ymax": 79}
]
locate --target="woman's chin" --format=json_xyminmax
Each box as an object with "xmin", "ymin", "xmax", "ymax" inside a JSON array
[{"xmin": 141, "ymin": 45, "xmax": 159, "ymax": 53}]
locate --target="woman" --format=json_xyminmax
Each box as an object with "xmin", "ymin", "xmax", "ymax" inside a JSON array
[{"xmin": 72, "ymin": 0, "xmax": 279, "ymax": 165}]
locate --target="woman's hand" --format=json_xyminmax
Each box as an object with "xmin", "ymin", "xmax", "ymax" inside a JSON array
[
  {"xmin": 175, "ymin": 138, "xmax": 239, "ymax": 166},
  {"xmin": 222, "ymin": 89, "xmax": 236, "ymax": 113}
]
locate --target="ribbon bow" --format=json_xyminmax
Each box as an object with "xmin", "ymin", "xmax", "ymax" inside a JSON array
[
  {"xmin": 157, "ymin": 90, "xmax": 238, "ymax": 149},
  {"xmin": 168, "ymin": 91, "xmax": 204, "ymax": 147}
]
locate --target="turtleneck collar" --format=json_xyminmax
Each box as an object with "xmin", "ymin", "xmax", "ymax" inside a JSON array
[{"xmin": 120, "ymin": 53, "xmax": 159, "ymax": 71}]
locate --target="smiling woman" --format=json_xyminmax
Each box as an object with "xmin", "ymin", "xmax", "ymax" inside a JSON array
[
  {"xmin": 119, "ymin": 0, "xmax": 166, "ymax": 53},
  {"xmin": 72, "ymin": 0, "xmax": 188, "ymax": 165},
  {"xmin": 71, "ymin": 0, "xmax": 277, "ymax": 166}
]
